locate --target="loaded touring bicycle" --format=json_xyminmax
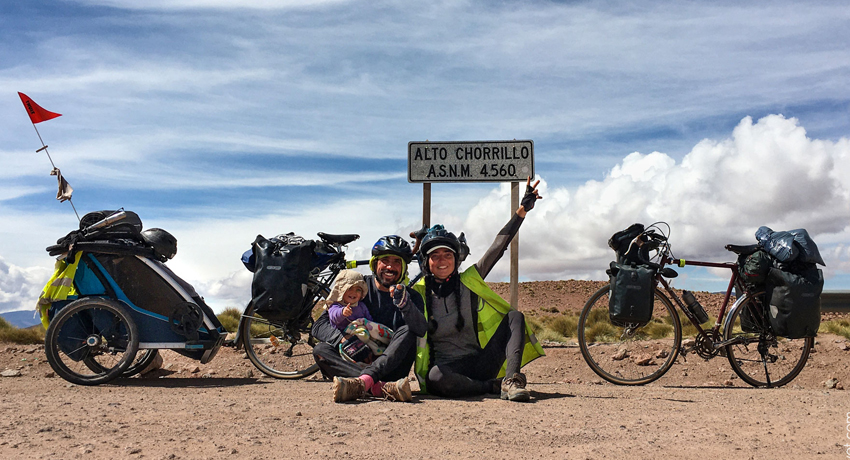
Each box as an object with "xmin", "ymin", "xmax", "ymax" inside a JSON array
[{"xmin": 39, "ymin": 210, "xmax": 227, "ymax": 385}]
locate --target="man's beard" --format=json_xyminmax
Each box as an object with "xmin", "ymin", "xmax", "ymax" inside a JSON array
[{"xmin": 376, "ymin": 268, "xmax": 401, "ymax": 288}]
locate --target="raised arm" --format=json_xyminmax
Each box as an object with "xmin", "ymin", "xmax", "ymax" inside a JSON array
[{"xmin": 474, "ymin": 177, "xmax": 541, "ymax": 279}]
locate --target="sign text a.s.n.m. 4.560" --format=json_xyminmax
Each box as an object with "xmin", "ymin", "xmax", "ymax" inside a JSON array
[{"xmin": 407, "ymin": 140, "xmax": 534, "ymax": 183}]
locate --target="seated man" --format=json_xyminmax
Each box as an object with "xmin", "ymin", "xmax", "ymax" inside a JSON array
[{"xmin": 312, "ymin": 235, "xmax": 426, "ymax": 402}]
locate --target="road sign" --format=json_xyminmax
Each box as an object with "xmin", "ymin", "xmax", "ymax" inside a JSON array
[{"xmin": 408, "ymin": 140, "xmax": 534, "ymax": 183}]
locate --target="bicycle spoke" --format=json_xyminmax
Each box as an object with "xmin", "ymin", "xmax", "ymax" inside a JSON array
[
  {"xmin": 724, "ymin": 293, "xmax": 811, "ymax": 387},
  {"xmin": 579, "ymin": 286, "xmax": 681, "ymax": 385}
]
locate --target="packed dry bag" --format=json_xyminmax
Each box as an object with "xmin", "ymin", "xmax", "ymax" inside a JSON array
[
  {"xmin": 251, "ymin": 234, "xmax": 316, "ymax": 322},
  {"xmin": 608, "ymin": 262, "xmax": 655, "ymax": 327}
]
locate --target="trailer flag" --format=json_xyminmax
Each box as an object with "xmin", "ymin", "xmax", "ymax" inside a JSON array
[{"xmin": 18, "ymin": 92, "xmax": 62, "ymax": 124}]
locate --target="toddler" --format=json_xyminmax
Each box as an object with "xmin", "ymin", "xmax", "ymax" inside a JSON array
[{"xmin": 327, "ymin": 270, "xmax": 393, "ymax": 362}]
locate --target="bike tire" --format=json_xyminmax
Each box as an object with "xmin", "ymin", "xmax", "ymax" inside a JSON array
[
  {"xmin": 240, "ymin": 302, "xmax": 320, "ymax": 379},
  {"xmin": 84, "ymin": 349, "xmax": 160, "ymax": 378},
  {"xmin": 45, "ymin": 298, "xmax": 139, "ymax": 386},
  {"xmin": 578, "ymin": 285, "xmax": 682, "ymax": 385},
  {"xmin": 724, "ymin": 292, "xmax": 812, "ymax": 388}
]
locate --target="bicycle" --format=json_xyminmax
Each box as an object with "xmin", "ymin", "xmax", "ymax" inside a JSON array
[
  {"xmin": 578, "ymin": 223, "xmax": 814, "ymax": 388},
  {"xmin": 232, "ymin": 228, "xmax": 427, "ymax": 380}
]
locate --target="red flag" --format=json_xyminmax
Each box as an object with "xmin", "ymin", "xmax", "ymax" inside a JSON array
[{"xmin": 18, "ymin": 92, "xmax": 62, "ymax": 124}]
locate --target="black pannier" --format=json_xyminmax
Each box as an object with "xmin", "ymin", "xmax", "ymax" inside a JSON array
[
  {"xmin": 766, "ymin": 265, "xmax": 823, "ymax": 339},
  {"xmin": 251, "ymin": 234, "xmax": 317, "ymax": 322},
  {"xmin": 608, "ymin": 261, "xmax": 655, "ymax": 327}
]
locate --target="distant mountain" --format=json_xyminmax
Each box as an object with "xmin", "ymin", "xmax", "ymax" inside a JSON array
[{"xmin": 0, "ymin": 310, "xmax": 42, "ymax": 329}]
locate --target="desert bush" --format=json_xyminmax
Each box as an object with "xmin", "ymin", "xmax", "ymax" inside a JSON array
[
  {"xmin": 216, "ymin": 307, "xmax": 242, "ymax": 333},
  {"xmin": 821, "ymin": 319, "xmax": 850, "ymax": 339},
  {"xmin": 548, "ymin": 314, "xmax": 578, "ymax": 338},
  {"xmin": 0, "ymin": 317, "xmax": 45, "ymax": 345}
]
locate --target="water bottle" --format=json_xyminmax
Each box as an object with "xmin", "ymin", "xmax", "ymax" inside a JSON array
[{"xmin": 682, "ymin": 290, "xmax": 709, "ymax": 324}]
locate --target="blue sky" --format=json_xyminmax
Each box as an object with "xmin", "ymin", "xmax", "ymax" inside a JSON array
[{"xmin": 1, "ymin": 0, "xmax": 849, "ymax": 313}]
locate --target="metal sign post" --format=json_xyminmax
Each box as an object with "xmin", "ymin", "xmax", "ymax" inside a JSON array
[
  {"xmin": 510, "ymin": 182, "xmax": 519, "ymax": 308},
  {"xmin": 409, "ymin": 140, "xmax": 534, "ymax": 308}
]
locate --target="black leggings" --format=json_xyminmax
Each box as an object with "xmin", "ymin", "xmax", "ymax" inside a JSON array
[{"xmin": 426, "ymin": 310, "xmax": 525, "ymax": 398}]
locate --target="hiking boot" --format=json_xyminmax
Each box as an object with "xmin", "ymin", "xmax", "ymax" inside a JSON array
[
  {"xmin": 500, "ymin": 372, "xmax": 530, "ymax": 402},
  {"xmin": 332, "ymin": 376, "xmax": 365, "ymax": 403},
  {"xmin": 382, "ymin": 377, "xmax": 412, "ymax": 402}
]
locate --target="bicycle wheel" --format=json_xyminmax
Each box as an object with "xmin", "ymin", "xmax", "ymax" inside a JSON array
[
  {"xmin": 45, "ymin": 298, "xmax": 139, "ymax": 386},
  {"xmin": 85, "ymin": 349, "xmax": 160, "ymax": 378},
  {"xmin": 240, "ymin": 302, "xmax": 320, "ymax": 379},
  {"xmin": 724, "ymin": 292, "xmax": 812, "ymax": 388},
  {"xmin": 578, "ymin": 285, "xmax": 682, "ymax": 385}
]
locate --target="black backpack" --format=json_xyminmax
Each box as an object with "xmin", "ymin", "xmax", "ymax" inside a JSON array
[{"xmin": 250, "ymin": 234, "xmax": 317, "ymax": 322}]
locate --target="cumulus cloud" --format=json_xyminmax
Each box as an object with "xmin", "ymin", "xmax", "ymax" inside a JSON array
[
  {"xmin": 459, "ymin": 115, "xmax": 850, "ymax": 284},
  {"xmin": 5, "ymin": 114, "xmax": 849, "ymax": 313},
  {"xmin": 0, "ymin": 257, "xmax": 52, "ymax": 314}
]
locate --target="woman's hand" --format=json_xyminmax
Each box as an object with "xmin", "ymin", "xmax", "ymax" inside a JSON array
[{"xmin": 517, "ymin": 176, "xmax": 542, "ymax": 217}]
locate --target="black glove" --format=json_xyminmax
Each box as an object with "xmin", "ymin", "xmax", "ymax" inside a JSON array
[
  {"xmin": 521, "ymin": 182, "xmax": 538, "ymax": 211},
  {"xmin": 392, "ymin": 284, "xmax": 408, "ymax": 309}
]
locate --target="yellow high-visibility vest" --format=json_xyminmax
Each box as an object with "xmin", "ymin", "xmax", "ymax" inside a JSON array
[
  {"xmin": 412, "ymin": 265, "xmax": 544, "ymax": 394},
  {"xmin": 35, "ymin": 252, "xmax": 82, "ymax": 329}
]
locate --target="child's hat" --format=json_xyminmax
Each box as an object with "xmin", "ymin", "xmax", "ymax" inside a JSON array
[{"xmin": 328, "ymin": 269, "xmax": 368, "ymax": 304}]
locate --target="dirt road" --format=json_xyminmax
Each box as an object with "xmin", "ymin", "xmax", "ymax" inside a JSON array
[{"xmin": 2, "ymin": 338, "xmax": 849, "ymax": 460}]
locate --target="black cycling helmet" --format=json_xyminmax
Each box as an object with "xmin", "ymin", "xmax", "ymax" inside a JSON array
[
  {"xmin": 141, "ymin": 228, "xmax": 177, "ymax": 261},
  {"xmin": 369, "ymin": 235, "xmax": 413, "ymax": 275},
  {"xmin": 371, "ymin": 235, "xmax": 413, "ymax": 262},
  {"xmin": 418, "ymin": 225, "xmax": 469, "ymax": 275}
]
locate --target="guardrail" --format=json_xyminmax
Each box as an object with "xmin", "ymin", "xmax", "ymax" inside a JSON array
[{"xmin": 822, "ymin": 291, "xmax": 850, "ymax": 313}]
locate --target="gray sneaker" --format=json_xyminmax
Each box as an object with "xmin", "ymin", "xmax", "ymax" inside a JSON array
[
  {"xmin": 382, "ymin": 377, "xmax": 413, "ymax": 402},
  {"xmin": 500, "ymin": 373, "xmax": 530, "ymax": 402},
  {"xmin": 333, "ymin": 376, "xmax": 365, "ymax": 403}
]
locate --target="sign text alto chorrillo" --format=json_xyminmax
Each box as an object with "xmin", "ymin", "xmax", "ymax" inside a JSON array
[{"xmin": 407, "ymin": 140, "xmax": 534, "ymax": 183}]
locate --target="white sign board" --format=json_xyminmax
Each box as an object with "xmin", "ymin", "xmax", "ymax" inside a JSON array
[{"xmin": 408, "ymin": 140, "xmax": 534, "ymax": 183}]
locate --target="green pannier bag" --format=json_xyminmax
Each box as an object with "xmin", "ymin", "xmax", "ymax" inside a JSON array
[
  {"xmin": 738, "ymin": 249, "xmax": 772, "ymax": 286},
  {"xmin": 766, "ymin": 266, "xmax": 822, "ymax": 339},
  {"xmin": 608, "ymin": 262, "xmax": 655, "ymax": 327}
]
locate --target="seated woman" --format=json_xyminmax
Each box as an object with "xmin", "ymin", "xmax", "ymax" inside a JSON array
[{"xmin": 412, "ymin": 177, "xmax": 545, "ymax": 401}]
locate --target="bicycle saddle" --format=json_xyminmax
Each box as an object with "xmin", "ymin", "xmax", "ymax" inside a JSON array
[
  {"xmin": 725, "ymin": 243, "xmax": 760, "ymax": 256},
  {"xmin": 317, "ymin": 232, "xmax": 360, "ymax": 245}
]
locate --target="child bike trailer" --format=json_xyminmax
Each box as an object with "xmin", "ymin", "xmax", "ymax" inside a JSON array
[{"xmin": 39, "ymin": 210, "xmax": 226, "ymax": 386}]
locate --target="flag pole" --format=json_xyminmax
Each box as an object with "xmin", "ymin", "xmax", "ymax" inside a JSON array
[{"xmin": 32, "ymin": 123, "xmax": 80, "ymax": 222}]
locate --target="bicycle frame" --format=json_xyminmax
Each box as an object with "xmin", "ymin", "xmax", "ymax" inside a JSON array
[{"xmin": 656, "ymin": 256, "xmax": 742, "ymax": 336}]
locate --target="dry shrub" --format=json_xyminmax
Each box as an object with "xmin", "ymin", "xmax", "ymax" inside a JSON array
[{"xmin": 0, "ymin": 317, "xmax": 45, "ymax": 345}]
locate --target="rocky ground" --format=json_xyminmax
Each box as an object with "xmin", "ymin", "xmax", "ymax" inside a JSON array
[{"xmin": 2, "ymin": 280, "xmax": 849, "ymax": 459}]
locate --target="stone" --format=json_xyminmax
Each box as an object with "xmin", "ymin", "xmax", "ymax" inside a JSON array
[
  {"xmin": 1, "ymin": 369, "xmax": 22, "ymax": 377},
  {"xmin": 634, "ymin": 354, "xmax": 655, "ymax": 366},
  {"xmin": 140, "ymin": 353, "xmax": 164, "ymax": 375}
]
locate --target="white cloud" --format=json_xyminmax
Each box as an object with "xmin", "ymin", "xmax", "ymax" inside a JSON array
[
  {"xmin": 0, "ymin": 257, "xmax": 52, "ymax": 314},
  {"xmin": 458, "ymin": 115, "xmax": 850, "ymax": 286},
  {"xmin": 5, "ymin": 114, "xmax": 849, "ymax": 314}
]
